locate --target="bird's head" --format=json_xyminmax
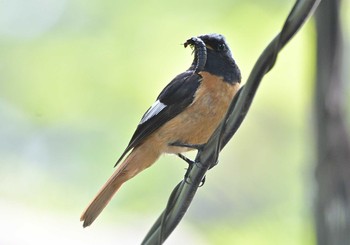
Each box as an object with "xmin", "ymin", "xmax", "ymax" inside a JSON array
[
  {"xmin": 197, "ymin": 33, "xmax": 232, "ymax": 58},
  {"xmin": 185, "ymin": 33, "xmax": 240, "ymax": 83}
]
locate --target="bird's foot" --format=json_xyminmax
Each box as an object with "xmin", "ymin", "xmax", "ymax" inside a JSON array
[{"xmin": 177, "ymin": 153, "xmax": 206, "ymax": 187}]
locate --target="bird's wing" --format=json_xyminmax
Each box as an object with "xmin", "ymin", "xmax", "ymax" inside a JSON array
[{"xmin": 115, "ymin": 70, "xmax": 202, "ymax": 166}]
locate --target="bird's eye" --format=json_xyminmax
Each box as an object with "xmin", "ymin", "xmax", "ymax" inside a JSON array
[{"xmin": 217, "ymin": 43, "xmax": 226, "ymax": 52}]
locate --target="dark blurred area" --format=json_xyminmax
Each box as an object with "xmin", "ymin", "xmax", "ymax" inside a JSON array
[{"xmin": 0, "ymin": 0, "xmax": 349, "ymax": 244}]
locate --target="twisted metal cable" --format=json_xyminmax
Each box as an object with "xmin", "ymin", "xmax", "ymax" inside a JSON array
[{"xmin": 141, "ymin": 0, "xmax": 320, "ymax": 244}]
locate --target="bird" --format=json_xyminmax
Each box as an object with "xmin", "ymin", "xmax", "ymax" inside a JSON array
[{"xmin": 80, "ymin": 33, "xmax": 241, "ymax": 227}]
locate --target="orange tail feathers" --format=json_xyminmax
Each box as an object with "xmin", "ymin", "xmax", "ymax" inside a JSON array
[{"xmin": 80, "ymin": 144, "xmax": 160, "ymax": 227}]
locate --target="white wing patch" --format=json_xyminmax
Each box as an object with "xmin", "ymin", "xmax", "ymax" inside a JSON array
[{"xmin": 139, "ymin": 100, "xmax": 167, "ymax": 124}]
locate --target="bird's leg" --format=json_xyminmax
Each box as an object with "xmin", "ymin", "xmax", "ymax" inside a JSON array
[
  {"xmin": 170, "ymin": 141, "xmax": 206, "ymax": 186},
  {"xmin": 177, "ymin": 153, "xmax": 194, "ymax": 166},
  {"xmin": 170, "ymin": 140, "xmax": 205, "ymax": 167},
  {"xmin": 179, "ymin": 156, "xmax": 205, "ymax": 186},
  {"xmin": 170, "ymin": 141, "xmax": 205, "ymax": 167}
]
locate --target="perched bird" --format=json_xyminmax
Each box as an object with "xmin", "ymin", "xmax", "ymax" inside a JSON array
[{"xmin": 80, "ymin": 33, "xmax": 241, "ymax": 227}]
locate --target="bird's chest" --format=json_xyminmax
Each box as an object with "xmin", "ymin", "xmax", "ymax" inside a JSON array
[
  {"xmin": 156, "ymin": 72, "xmax": 239, "ymax": 153},
  {"xmin": 190, "ymin": 75, "xmax": 234, "ymax": 118},
  {"xmin": 179, "ymin": 72, "xmax": 238, "ymax": 132}
]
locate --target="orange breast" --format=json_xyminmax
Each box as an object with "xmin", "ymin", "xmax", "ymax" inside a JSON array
[{"xmin": 146, "ymin": 72, "xmax": 240, "ymax": 154}]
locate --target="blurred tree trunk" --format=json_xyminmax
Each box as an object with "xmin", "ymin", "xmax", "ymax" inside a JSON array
[{"xmin": 314, "ymin": 0, "xmax": 350, "ymax": 245}]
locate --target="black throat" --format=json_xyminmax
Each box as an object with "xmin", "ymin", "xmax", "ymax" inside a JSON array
[{"xmin": 190, "ymin": 49, "xmax": 241, "ymax": 84}]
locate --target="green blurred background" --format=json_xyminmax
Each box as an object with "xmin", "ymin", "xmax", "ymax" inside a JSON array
[{"xmin": 1, "ymin": 0, "xmax": 349, "ymax": 244}]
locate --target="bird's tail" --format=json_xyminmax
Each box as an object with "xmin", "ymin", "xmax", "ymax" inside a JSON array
[{"xmin": 80, "ymin": 144, "xmax": 160, "ymax": 227}]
